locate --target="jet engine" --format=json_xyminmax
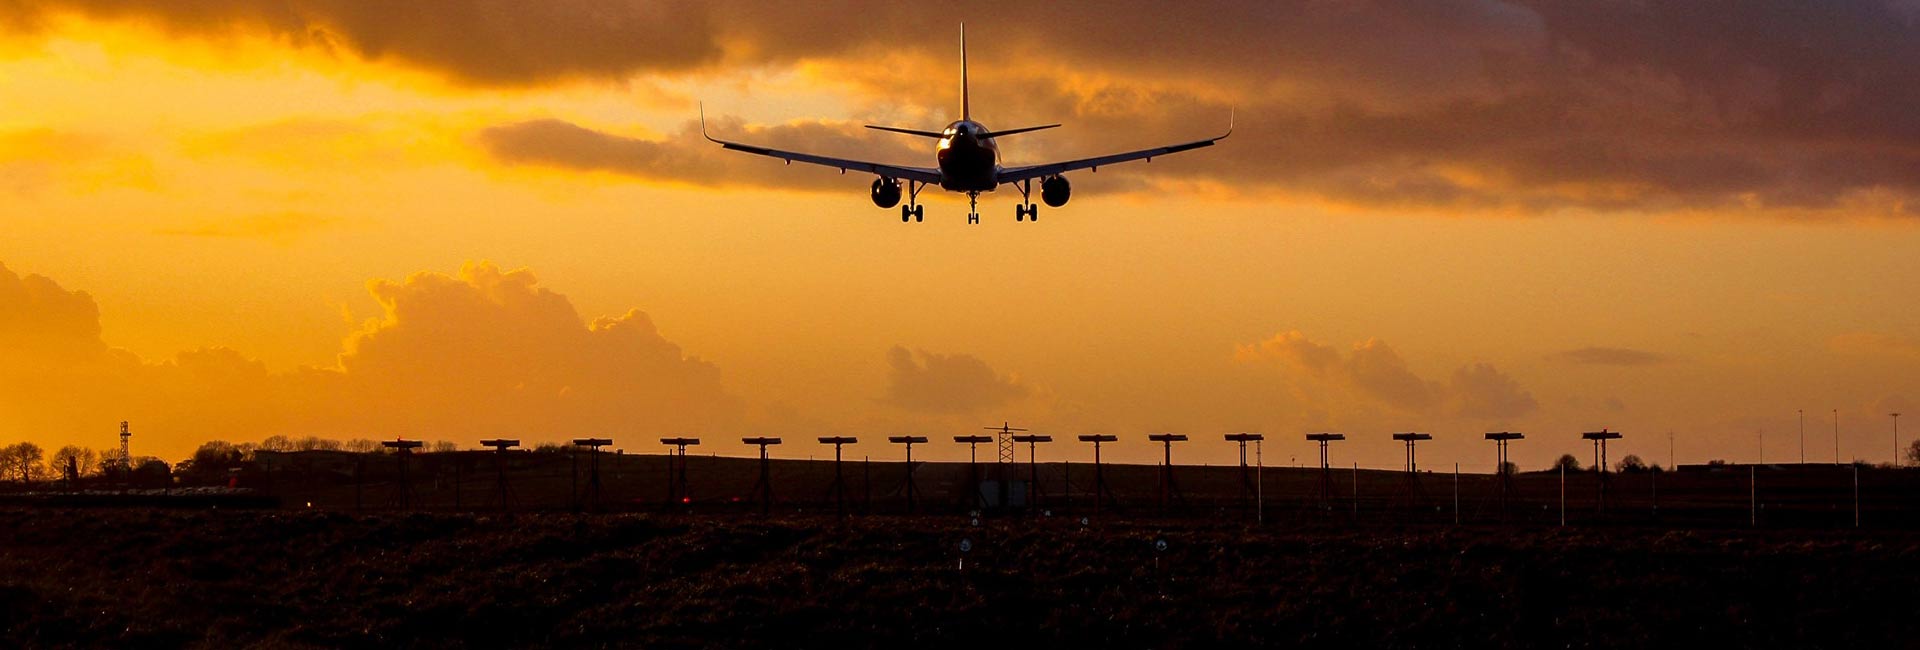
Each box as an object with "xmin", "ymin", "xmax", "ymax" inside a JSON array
[
  {"xmin": 871, "ymin": 177, "xmax": 902, "ymax": 208},
  {"xmin": 1041, "ymin": 175, "xmax": 1071, "ymax": 207}
]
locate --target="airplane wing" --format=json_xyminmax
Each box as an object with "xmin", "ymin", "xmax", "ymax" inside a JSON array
[
  {"xmin": 702, "ymin": 110, "xmax": 942, "ymax": 184},
  {"xmin": 996, "ymin": 114, "xmax": 1232, "ymax": 185}
]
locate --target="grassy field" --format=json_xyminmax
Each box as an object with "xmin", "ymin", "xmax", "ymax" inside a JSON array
[{"xmin": 3, "ymin": 508, "xmax": 1918, "ymax": 648}]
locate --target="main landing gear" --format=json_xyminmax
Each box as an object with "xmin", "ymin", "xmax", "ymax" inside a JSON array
[
  {"xmin": 899, "ymin": 180, "xmax": 926, "ymax": 223},
  {"xmin": 1013, "ymin": 178, "xmax": 1039, "ymax": 222}
]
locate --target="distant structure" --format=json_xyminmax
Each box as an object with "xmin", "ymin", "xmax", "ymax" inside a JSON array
[
  {"xmin": 1306, "ymin": 433, "xmax": 1346, "ymax": 510},
  {"xmin": 1391, "ymin": 432, "xmax": 1432, "ymax": 509},
  {"xmin": 1485, "ymin": 432, "xmax": 1525, "ymax": 515},
  {"xmin": 660, "ymin": 437, "xmax": 701, "ymax": 508},
  {"xmin": 984, "ymin": 422, "xmax": 1028, "ymax": 510},
  {"xmin": 818, "ymin": 436, "xmax": 858, "ymax": 515},
  {"xmin": 381, "ymin": 438, "xmax": 423, "ymax": 510},
  {"xmin": 117, "ymin": 421, "xmax": 132, "ymax": 476},
  {"xmin": 743, "ymin": 437, "xmax": 782, "ymax": 515},
  {"xmin": 1583, "ymin": 429, "xmax": 1623, "ymax": 513},
  {"xmin": 1225, "ymin": 433, "xmax": 1264, "ymax": 517},
  {"xmin": 1078, "ymin": 434, "xmax": 1120, "ymax": 514},
  {"xmin": 1148, "ymin": 433, "xmax": 1189, "ymax": 513},
  {"xmin": 887, "ymin": 436, "xmax": 928, "ymax": 513},
  {"xmin": 478, "ymin": 438, "xmax": 519, "ymax": 512},
  {"xmin": 1010, "ymin": 434, "xmax": 1052, "ymax": 510},
  {"xmin": 571, "ymin": 437, "xmax": 612, "ymax": 511},
  {"xmin": 953, "ymin": 434, "xmax": 994, "ymax": 511}
]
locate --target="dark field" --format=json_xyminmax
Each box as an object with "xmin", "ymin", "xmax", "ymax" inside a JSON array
[{"xmin": 3, "ymin": 508, "xmax": 1919, "ymax": 649}]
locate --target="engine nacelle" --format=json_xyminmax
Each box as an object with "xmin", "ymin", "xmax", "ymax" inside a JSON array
[
  {"xmin": 1041, "ymin": 175, "xmax": 1071, "ymax": 207},
  {"xmin": 871, "ymin": 177, "xmax": 902, "ymax": 208}
]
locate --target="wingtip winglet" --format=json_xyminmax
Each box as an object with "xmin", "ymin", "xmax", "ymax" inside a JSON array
[
  {"xmin": 699, "ymin": 101, "xmax": 720, "ymax": 144},
  {"xmin": 1221, "ymin": 107, "xmax": 1235, "ymax": 140}
]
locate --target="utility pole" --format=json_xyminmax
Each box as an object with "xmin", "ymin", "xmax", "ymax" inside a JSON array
[
  {"xmin": 1799, "ymin": 409, "xmax": 1805, "ymax": 464},
  {"xmin": 1893, "ymin": 413, "xmax": 1902, "ymax": 467}
]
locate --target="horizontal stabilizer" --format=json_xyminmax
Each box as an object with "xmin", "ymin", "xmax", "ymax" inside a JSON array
[
  {"xmin": 865, "ymin": 124, "xmax": 946, "ymax": 138},
  {"xmin": 982, "ymin": 124, "xmax": 1061, "ymax": 138}
]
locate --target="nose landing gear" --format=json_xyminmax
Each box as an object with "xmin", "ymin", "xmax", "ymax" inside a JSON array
[{"xmin": 967, "ymin": 192, "xmax": 981, "ymax": 224}]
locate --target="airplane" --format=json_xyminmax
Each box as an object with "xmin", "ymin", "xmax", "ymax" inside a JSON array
[{"xmin": 701, "ymin": 25, "xmax": 1232, "ymax": 224}]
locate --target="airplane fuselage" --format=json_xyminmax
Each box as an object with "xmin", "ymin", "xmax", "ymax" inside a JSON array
[{"xmin": 936, "ymin": 120, "xmax": 999, "ymax": 192}]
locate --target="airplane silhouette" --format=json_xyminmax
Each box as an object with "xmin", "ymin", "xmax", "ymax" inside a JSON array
[{"xmin": 702, "ymin": 25, "xmax": 1232, "ymax": 224}]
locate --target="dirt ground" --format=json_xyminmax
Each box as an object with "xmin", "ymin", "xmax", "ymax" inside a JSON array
[{"xmin": 2, "ymin": 508, "xmax": 1916, "ymax": 649}]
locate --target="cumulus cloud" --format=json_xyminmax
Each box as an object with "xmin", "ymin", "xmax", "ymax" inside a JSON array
[
  {"xmin": 881, "ymin": 346, "xmax": 1027, "ymax": 414},
  {"xmin": 1551, "ymin": 346, "xmax": 1674, "ymax": 367},
  {"xmin": 0, "ymin": 261, "xmax": 736, "ymax": 457},
  {"xmin": 1236, "ymin": 330, "xmax": 1536, "ymax": 419},
  {"xmin": 1449, "ymin": 362, "xmax": 1539, "ymax": 419}
]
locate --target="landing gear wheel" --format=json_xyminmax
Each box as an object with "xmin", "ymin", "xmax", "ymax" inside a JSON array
[
  {"xmin": 1015, "ymin": 203, "xmax": 1038, "ymax": 222},
  {"xmin": 900, "ymin": 204, "xmax": 924, "ymax": 222}
]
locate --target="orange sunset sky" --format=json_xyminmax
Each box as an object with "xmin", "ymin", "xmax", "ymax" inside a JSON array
[{"xmin": 2, "ymin": 2, "xmax": 1918, "ymax": 470}]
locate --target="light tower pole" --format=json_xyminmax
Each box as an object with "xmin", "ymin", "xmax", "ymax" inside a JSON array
[{"xmin": 1894, "ymin": 413, "xmax": 1903, "ymax": 467}]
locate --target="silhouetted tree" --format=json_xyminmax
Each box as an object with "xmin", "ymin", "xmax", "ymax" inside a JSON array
[
  {"xmin": 131, "ymin": 458, "xmax": 171, "ymax": 488},
  {"xmin": 430, "ymin": 440, "xmax": 458, "ymax": 453},
  {"xmin": 343, "ymin": 438, "xmax": 381, "ymax": 453},
  {"xmin": 260, "ymin": 435, "xmax": 295, "ymax": 452},
  {"xmin": 1498, "ymin": 461, "xmax": 1519, "ymax": 476},
  {"xmin": 4, "ymin": 442, "xmax": 46, "ymax": 484},
  {"xmin": 50, "ymin": 446, "xmax": 97, "ymax": 480},
  {"xmin": 1617, "ymin": 455, "xmax": 1648, "ymax": 473},
  {"xmin": 295, "ymin": 436, "xmax": 341, "ymax": 451},
  {"xmin": 1906, "ymin": 439, "xmax": 1920, "ymax": 466},
  {"xmin": 1552, "ymin": 454, "xmax": 1582, "ymax": 472}
]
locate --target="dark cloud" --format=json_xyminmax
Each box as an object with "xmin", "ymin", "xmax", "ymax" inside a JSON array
[
  {"xmin": 14, "ymin": 1, "xmax": 1920, "ymax": 216},
  {"xmin": 1553, "ymin": 347, "xmax": 1674, "ymax": 367},
  {"xmin": 881, "ymin": 346, "xmax": 1027, "ymax": 414}
]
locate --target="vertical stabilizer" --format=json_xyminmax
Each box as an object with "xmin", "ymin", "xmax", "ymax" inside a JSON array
[{"xmin": 960, "ymin": 23, "xmax": 970, "ymax": 121}]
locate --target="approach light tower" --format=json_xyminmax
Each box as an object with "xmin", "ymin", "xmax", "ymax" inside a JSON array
[
  {"xmin": 1485, "ymin": 432, "xmax": 1525, "ymax": 515},
  {"xmin": 1306, "ymin": 433, "xmax": 1346, "ymax": 510},
  {"xmin": 1225, "ymin": 433, "xmax": 1265, "ymax": 517},
  {"xmin": 1392, "ymin": 432, "xmax": 1433, "ymax": 509},
  {"xmin": 1010, "ymin": 434, "xmax": 1053, "ymax": 509},
  {"xmin": 954, "ymin": 434, "xmax": 994, "ymax": 511},
  {"xmin": 1582, "ymin": 429, "xmax": 1623, "ymax": 513},
  {"xmin": 887, "ymin": 436, "xmax": 928, "ymax": 513}
]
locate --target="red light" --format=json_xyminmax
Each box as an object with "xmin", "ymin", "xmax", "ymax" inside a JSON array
[{"xmin": 681, "ymin": 497, "xmax": 691, "ymax": 503}]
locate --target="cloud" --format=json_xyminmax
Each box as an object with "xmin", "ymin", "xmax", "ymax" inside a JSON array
[
  {"xmin": 1236, "ymin": 330, "xmax": 1535, "ymax": 419},
  {"xmin": 0, "ymin": 262, "xmax": 106, "ymax": 356},
  {"xmin": 1552, "ymin": 346, "xmax": 1674, "ymax": 366},
  {"xmin": 477, "ymin": 117, "xmax": 930, "ymax": 192},
  {"xmin": 1449, "ymin": 362, "xmax": 1539, "ymax": 419},
  {"xmin": 881, "ymin": 346, "xmax": 1027, "ymax": 414},
  {"xmin": 0, "ymin": 260, "xmax": 737, "ymax": 457},
  {"xmin": 17, "ymin": 1, "xmax": 1920, "ymax": 216}
]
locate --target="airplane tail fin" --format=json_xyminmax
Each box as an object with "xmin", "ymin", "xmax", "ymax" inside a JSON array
[{"xmin": 960, "ymin": 23, "xmax": 969, "ymax": 121}]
